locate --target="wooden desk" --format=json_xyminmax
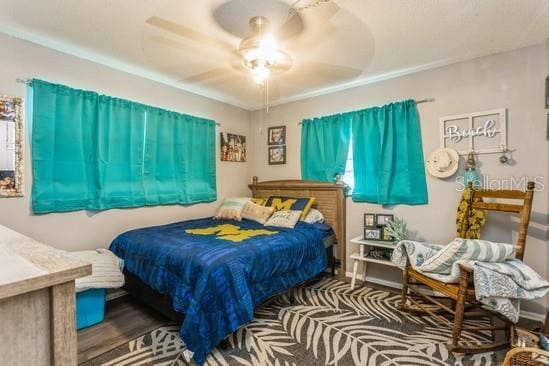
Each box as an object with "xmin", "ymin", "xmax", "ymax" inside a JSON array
[{"xmin": 0, "ymin": 225, "xmax": 91, "ymax": 366}]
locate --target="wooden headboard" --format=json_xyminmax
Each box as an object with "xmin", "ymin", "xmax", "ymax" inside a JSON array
[{"xmin": 248, "ymin": 176, "xmax": 346, "ymax": 273}]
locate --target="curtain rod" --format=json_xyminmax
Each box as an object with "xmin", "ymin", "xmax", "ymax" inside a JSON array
[
  {"xmin": 298, "ymin": 98, "xmax": 435, "ymax": 125},
  {"xmin": 16, "ymin": 78, "xmax": 32, "ymax": 85},
  {"xmin": 15, "ymin": 78, "xmax": 221, "ymax": 127}
]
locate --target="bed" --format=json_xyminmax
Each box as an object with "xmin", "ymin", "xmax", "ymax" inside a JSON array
[{"xmin": 109, "ymin": 178, "xmax": 346, "ymax": 365}]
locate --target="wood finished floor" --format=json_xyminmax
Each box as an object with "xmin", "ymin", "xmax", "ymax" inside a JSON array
[{"xmin": 77, "ymin": 296, "xmax": 171, "ymax": 364}]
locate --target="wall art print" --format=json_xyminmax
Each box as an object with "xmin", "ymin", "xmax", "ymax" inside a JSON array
[
  {"xmin": 0, "ymin": 95, "xmax": 24, "ymax": 197},
  {"xmin": 220, "ymin": 132, "xmax": 246, "ymax": 162}
]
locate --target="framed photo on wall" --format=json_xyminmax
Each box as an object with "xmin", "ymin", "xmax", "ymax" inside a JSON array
[
  {"xmin": 268, "ymin": 145, "xmax": 286, "ymax": 165},
  {"xmin": 268, "ymin": 126, "xmax": 286, "ymax": 145},
  {"xmin": 220, "ymin": 132, "xmax": 246, "ymax": 162},
  {"xmin": 0, "ymin": 95, "xmax": 24, "ymax": 197}
]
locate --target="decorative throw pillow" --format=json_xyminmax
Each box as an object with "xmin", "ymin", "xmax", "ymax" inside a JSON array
[
  {"xmin": 264, "ymin": 196, "xmax": 315, "ymax": 220},
  {"xmin": 214, "ymin": 197, "xmax": 250, "ymax": 221},
  {"xmin": 250, "ymin": 197, "xmax": 267, "ymax": 206},
  {"xmin": 303, "ymin": 208, "xmax": 325, "ymax": 224},
  {"xmin": 241, "ymin": 201, "xmax": 274, "ymax": 224},
  {"xmin": 264, "ymin": 210, "xmax": 302, "ymax": 228}
]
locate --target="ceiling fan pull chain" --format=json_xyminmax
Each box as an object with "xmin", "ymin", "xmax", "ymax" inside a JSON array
[
  {"xmin": 266, "ymin": 79, "xmax": 270, "ymax": 113},
  {"xmin": 259, "ymin": 84, "xmax": 264, "ymax": 134}
]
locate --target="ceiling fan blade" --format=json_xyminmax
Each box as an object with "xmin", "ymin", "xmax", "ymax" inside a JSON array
[
  {"xmin": 148, "ymin": 35, "xmax": 230, "ymax": 58},
  {"xmin": 230, "ymin": 60, "xmax": 249, "ymax": 74},
  {"xmin": 276, "ymin": 12, "xmax": 304, "ymax": 40},
  {"xmin": 283, "ymin": 1, "xmax": 340, "ymax": 48},
  {"xmin": 146, "ymin": 16, "xmax": 235, "ymax": 55},
  {"xmin": 300, "ymin": 62, "xmax": 362, "ymax": 79},
  {"xmin": 183, "ymin": 68, "xmax": 233, "ymax": 83}
]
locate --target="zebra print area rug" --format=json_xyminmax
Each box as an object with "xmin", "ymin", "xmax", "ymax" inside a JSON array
[{"xmin": 82, "ymin": 278, "xmax": 501, "ymax": 366}]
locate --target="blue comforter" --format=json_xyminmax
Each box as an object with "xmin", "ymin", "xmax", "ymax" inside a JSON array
[{"xmin": 109, "ymin": 217, "xmax": 330, "ymax": 365}]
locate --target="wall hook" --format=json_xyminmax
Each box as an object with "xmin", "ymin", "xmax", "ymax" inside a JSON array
[{"xmin": 499, "ymin": 145, "xmax": 509, "ymax": 164}]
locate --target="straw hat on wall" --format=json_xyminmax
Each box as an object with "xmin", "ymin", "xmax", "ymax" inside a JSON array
[{"xmin": 426, "ymin": 148, "xmax": 460, "ymax": 178}]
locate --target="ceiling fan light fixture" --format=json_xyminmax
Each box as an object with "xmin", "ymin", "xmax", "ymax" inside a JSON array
[
  {"xmin": 240, "ymin": 34, "xmax": 279, "ymax": 65},
  {"xmin": 234, "ymin": 15, "xmax": 293, "ymax": 84},
  {"xmin": 250, "ymin": 60, "xmax": 270, "ymax": 85},
  {"xmin": 241, "ymin": 41, "xmax": 291, "ymax": 84}
]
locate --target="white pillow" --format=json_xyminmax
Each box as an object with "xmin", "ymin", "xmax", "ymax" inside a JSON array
[
  {"xmin": 303, "ymin": 208, "xmax": 324, "ymax": 224},
  {"xmin": 264, "ymin": 210, "xmax": 302, "ymax": 228},
  {"xmin": 241, "ymin": 201, "xmax": 274, "ymax": 224},
  {"xmin": 214, "ymin": 197, "xmax": 250, "ymax": 221}
]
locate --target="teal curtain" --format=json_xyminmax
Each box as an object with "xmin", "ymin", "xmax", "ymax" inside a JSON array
[
  {"xmin": 32, "ymin": 79, "xmax": 216, "ymax": 214},
  {"xmin": 352, "ymin": 100, "xmax": 428, "ymax": 205},
  {"xmin": 143, "ymin": 107, "xmax": 216, "ymax": 205},
  {"xmin": 300, "ymin": 114, "xmax": 351, "ymax": 182}
]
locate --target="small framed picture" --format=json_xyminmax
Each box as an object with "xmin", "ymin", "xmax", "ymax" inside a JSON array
[
  {"xmin": 382, "ymin": 229, "xmax": 393, "ymax": 241},
  {"xmin": 364, "ymin": 227, "xmax": 382, "ymax": 241},
  {"xmin": 268, "ymin": 126, "xmax": 286, "ymax": 145},
  {"xmin": 364, "ymin": 213, "xmax": 376, "ymax": 227},
  {"xmin": 376, "ymin": 214, "xmax": 394, "ymax": 227},
  {"xmin": 268, "ymin": 146, "xmax": 286, "ymax": 165}
]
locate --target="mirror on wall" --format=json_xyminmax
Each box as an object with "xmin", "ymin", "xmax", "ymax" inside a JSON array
[{"xmin": 0, "ymin": 96, "xmax": 23, "ymax": 197}]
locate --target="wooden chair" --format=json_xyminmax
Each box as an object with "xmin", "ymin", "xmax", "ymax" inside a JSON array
[{"xmin": 400, "ymin": 181, "xmax": 536, "ymax": 353}]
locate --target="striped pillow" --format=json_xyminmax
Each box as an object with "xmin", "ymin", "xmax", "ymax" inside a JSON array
[
  {"xmin": 214, "ymin": 197, "xmax": 250, "ymax": 221},
  {"xmin": 419, "ymin": 238, "xmax": 516, "ymax": 274}
]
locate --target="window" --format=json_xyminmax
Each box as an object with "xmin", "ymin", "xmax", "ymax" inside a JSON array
[
  {"xmin": 342, "ymin": 143, "xmax": 354, "ymax": 193},
  {"xmin": 31, "ymin": 79, "xmax": 217, "ymax": 213}
]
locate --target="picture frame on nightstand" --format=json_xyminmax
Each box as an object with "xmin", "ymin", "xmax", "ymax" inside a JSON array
[
  {"xmin": 382, "ymin": 229, "xmax": 394, "ymax": 241},
  {"xmin": 376, "ymin": 214, "xmax": 394, "ymax": 227},
  {"xmin": 364, "ymin": 227, "xmax": 382, "ymax": 240},
  {"xmin": 364, "ymin": 213, "xmax": 376, "ymax": 227}
]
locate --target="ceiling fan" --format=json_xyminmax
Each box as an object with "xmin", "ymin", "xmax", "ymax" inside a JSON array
[{"xmin": 144, "ymin": 0, "xmax": 362, "ymax": 93}]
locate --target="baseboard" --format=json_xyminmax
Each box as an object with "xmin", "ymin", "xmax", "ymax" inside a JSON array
[
  {"xmin": 345, "ymin": 271, "xmax": 401, "ymax": 289},
  {"xmin": 520, "ymin": 310, "xmax": 546, "ymax": 322},
  {"xmin": 344, "ymin": 272, "xmax": 546, "ymax": 322}
]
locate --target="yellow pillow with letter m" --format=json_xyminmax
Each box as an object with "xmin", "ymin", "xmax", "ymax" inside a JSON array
[{"xmin": 264, "ymin": 196, "xmax": 315, "ymax": 220}]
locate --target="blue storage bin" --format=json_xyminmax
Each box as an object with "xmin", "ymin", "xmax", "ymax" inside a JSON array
[{"xmin": 76, "ymin": 288, "xmax": 106, "ymax": 330}]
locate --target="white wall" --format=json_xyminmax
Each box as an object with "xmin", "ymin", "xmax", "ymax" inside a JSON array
[
  {"xmin": 249, "ymin": 44, "xmax": 549, "ymax": 315},
  {"xmin": 0, "ymin": 33, "xmax": 251, "ymax": 250},
  {"xmin": 0, "ymin": 32, "xmax": 546, "ymax": 316}
]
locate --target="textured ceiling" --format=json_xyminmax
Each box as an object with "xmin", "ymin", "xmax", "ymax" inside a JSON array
[{"xmin": 0, "ymin": 0, "xmax": 548, "ymax": 110}]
